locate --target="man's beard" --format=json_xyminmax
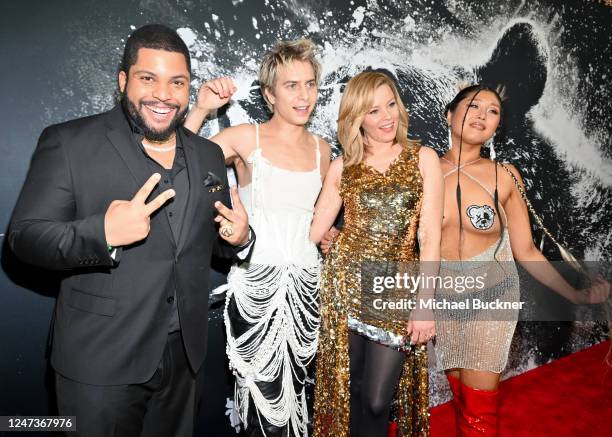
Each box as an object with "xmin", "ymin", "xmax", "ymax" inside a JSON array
[{"xmin": 122, "ymin": 96, "xmax": 187, "ymax": 142}]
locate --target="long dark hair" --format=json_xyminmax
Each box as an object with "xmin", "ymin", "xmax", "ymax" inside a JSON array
[{"xmin": 445, "ymin": 84, "xmax": 505, "ymax": 260}]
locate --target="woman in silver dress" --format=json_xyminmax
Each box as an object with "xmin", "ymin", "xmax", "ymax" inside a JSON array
[{"xmin": 436, "ymin": 84, "xmax": 610, "ymax": 436}]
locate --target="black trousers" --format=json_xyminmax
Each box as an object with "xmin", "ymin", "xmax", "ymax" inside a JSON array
[{"xmin": 56, "ymin": 332, "xmax": 199, "ymax": 437}]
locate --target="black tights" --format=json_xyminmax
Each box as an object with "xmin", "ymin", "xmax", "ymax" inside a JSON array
[{"xmin": 349, "ymin": 332, "xmax": 406, "ymax": 437}]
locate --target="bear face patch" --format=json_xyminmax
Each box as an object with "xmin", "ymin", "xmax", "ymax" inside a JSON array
[{"xmin": 466, "ymin": 205, "xmax": 496, "ymax": 230}]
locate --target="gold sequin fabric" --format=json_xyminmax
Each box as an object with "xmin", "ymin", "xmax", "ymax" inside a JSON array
[{"xmin": 313, "ymin": 145, "xmax": 430, "ymax": 436}]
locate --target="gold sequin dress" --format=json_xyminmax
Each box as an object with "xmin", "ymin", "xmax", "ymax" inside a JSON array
[{"xmin": 313, "ymin": 145, "xmax": 429, "ymax": 437}]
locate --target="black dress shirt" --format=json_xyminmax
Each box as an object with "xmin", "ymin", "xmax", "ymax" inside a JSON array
[{"xmin": 124, "ymin": 109, "xmax": 188, "ymax": 333}]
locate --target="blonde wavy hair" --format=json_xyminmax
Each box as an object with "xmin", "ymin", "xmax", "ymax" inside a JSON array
[
  {"xmin": 258, "ymin": 39, "xmax": 321, "ymax": 112},
  {"xmin": 338, "ymin": 71, "xmax": 419, "ymax": 167}
]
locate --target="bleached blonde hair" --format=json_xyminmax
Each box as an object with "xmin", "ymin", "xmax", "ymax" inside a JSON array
[{"xmin": 258, "ymin": 39, "xmax": 321, "ymax": 112}]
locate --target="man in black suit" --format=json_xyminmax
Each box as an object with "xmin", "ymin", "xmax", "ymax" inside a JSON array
[{"xmin": 8, "ymin": 24, "xmax": 252, "ymax": 437}]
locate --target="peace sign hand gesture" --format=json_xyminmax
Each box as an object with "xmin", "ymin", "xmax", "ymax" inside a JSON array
[
  {"xmin": 104, "ymin": 173, "xmax": 175, "ymax": 247},
  {"xmin": 214, "ymin": 187, "xmax": 250, "ymax": 246}
]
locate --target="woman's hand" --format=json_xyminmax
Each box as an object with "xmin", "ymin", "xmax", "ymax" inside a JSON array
[
  {"xmin": 571, "ymin": 275, "xmax": 610, "ymax": 304},
  {"xmin": 405, "ymin": 311, "xmax": 435, "ymax": 345}
]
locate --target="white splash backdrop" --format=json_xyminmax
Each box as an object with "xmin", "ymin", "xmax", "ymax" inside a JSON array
[{"xmin": 46, "ymin": 0, "xmax": 610, "ymax": 407}]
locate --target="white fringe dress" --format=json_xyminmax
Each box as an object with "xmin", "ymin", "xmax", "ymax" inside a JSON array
[{"xmin": 222, "ymin": 124, "xmax": 322, "ymax": 436}]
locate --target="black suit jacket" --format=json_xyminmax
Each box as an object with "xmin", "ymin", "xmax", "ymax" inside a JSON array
[{"xmin": 9, "ymin": 105, "xmax": 242, "ymax": 385}]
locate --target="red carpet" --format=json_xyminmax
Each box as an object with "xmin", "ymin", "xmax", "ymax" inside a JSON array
[{"xmin": 430, "ymin": 341, "xmax": 612, "ymax": 437}]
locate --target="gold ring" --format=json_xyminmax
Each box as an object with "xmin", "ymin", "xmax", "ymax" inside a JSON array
[{"xmin": 220, "ymin": 221, "xmax": 234, "ymax": 237}]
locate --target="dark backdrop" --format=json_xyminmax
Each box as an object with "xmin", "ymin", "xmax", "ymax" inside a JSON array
[{"xmin": 1, "ymin": 1, "xmax": 610, "ymax": 435}]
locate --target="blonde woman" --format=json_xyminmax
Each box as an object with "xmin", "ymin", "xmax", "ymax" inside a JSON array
[
  {"xmin": 184, "ymin": 40, "xmax": 331, "ymax": 437},
  {"xmin": 309, "ymin": 71, "xmax": 443, "ymax": 437}
]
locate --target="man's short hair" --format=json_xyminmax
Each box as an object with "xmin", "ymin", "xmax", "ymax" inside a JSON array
[
  {"xmin": 258, "ymin": 39, "xmax": 321, "ymax": 111},
  {"xmin": 121, "ymin": 24, "xmax": 191, "ymax": 75}
]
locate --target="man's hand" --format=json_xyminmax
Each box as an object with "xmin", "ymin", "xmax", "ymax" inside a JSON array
[
  {"xmin": 104, "ymin": 173, "xmax": 175, "ymax": 246},
  {"xmin": 195, "ymin": 77, "xmax": 237, "ymax": 112},
  {"xmin": 214, "ymin": 187, "xmax": 250, "ymax": 246}
]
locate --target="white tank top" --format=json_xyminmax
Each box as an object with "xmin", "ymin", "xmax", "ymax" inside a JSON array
[{"xmin": 237, "ymin": 124, "xmax": 322, "ymax": 266}]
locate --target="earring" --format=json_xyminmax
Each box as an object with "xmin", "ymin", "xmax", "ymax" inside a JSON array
[
  {"xmin": 448, "ymin": 127, "xmax": 453, "ymax": 150},
  {"xmin": 485, "ymin": 134, "xmax": 496, "ymax": 160}
]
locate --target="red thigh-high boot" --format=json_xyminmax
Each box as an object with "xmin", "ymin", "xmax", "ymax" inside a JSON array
[
  {"xmin": 447, "ymin": 374, "xmax": 461, "ymax": 433},
  {"xmin": 457, "ymin": 381, "xmax": 499, "ymax": 436}
]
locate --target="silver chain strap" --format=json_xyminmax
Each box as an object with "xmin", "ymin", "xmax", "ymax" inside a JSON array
[{"xmin": 499, "ymin": 163, "xmax": 587, "ymax": 276}]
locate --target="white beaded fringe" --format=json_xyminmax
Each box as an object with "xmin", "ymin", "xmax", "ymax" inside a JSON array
[{"xmin": 221, "ymin": 263, "xmax": 320, "ymax": 437}]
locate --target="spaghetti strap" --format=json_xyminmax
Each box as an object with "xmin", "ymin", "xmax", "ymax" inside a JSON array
[
  {"xmin": 462, "ymin": 170, "xmax": 494, "ymax": 198},
  {"xmin": 255, "ymin": 123, "xmax": 260, "ymax": 150},
  {"xmin": 444, "ymin": 166, "xmax": 508, "ymax": 221},
  {"xmin": 251, "ymin": 124, "xmax": 262, "ymax": 214},
  {"xmin": 443, "ymin": 169, "xmax": 457, "ymax": 179},
  {"xmin": 313, "ymin": 134, "xmax": 321, "ymax": 172}
]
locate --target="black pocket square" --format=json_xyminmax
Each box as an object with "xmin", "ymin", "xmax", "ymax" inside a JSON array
[
  {"xmin": 204, "ymin": 171, "xmax": 224, "ymax": 192},
  {"xmin": 203, "ymin": 171, "xmax": 222, "ymax": 187}
]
